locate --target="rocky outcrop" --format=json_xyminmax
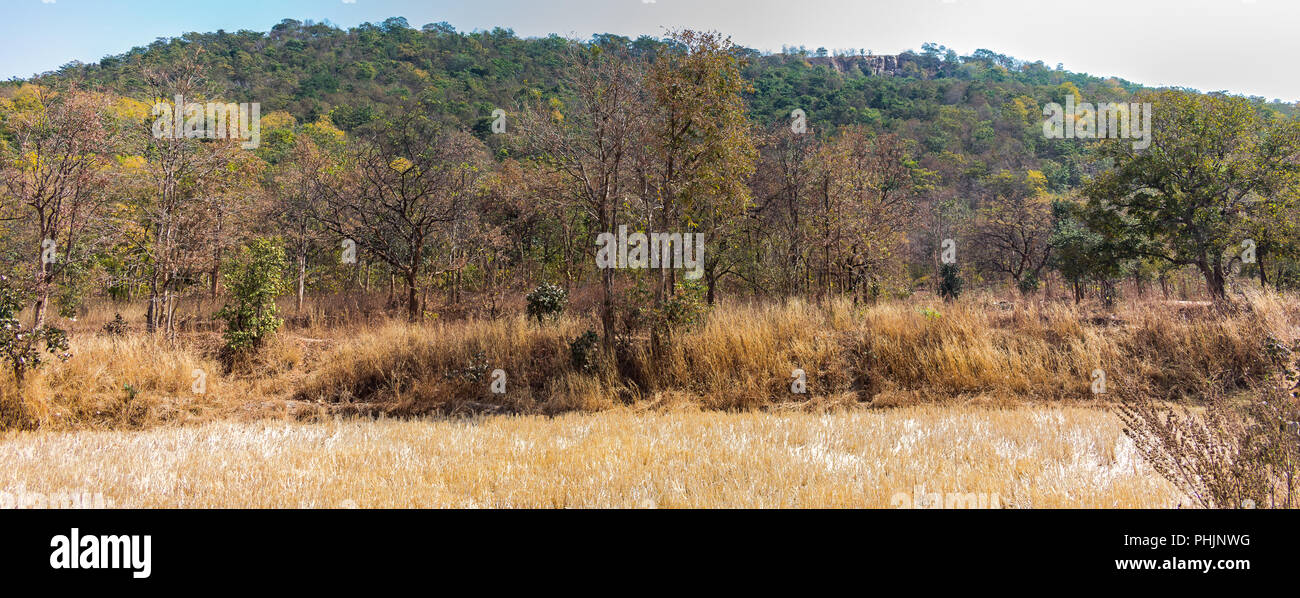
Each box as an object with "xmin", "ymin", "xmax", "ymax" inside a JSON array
[{"xmin": 806, "ymin": 54, "xmax": 904, "ymax": 76}]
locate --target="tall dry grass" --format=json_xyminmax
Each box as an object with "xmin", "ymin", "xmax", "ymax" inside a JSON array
[
  {"xmin": 4, "ymin": 292, "xmax": 1298, "ymax": 430},
  {"xmin": 297, "ymin": 293, "xmax": 1300, "ymax": 416}
]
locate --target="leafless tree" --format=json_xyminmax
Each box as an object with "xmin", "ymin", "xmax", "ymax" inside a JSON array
[
  {"xmin": 1, "ymin": 85, "xmax": 111, "ymax": 328},
  {"xmin": 310, "ymin": 112, "xmax": 488, "ymax": 322},
  {"xmin": 516, "ymin": 42, "xmax": 648, "ymax": 349}
]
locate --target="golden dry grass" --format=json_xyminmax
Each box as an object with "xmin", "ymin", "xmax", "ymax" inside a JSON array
[
  {"xmin": 297, "ymin": 292, "xmax": 1300, "ymax": 415},
  {"xmin": 0, "ymin": 406, "xmax": 1183, "ymax": 508},
  {"xmin": 4, "ymin": 292, "xmax": 1298, "ymax": 430}
]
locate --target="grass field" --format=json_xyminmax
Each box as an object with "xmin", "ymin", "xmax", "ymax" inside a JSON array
[
  {"xmin": 2, "ymin": 293, "xmax": 1293, "ymax": 508},
  {"xmin": 0, "ymin": 406, "xmax": 1181, "ymax": 508},
  {"xmin": 5, "ymin": 293, "xmax": 1297, "ymax": 430}
]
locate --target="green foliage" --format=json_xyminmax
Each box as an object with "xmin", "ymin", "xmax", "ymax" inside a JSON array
[
  {"xmin": 525, "ymin": 282, "xmax": 567, "ymax": 324},
  {"xmin": 1049, "ymin": 199, "xmax": 1131, "ymax": 301},
  {"xmin": 937, "ymin": 264, "xmax": 963, "ymax": 301},
  {"xmin": 657, "ymin": 281, "xmax": 709, "ymax": 334},
  {"xmin": 569, "ymin": 330, "xmax": 600, "ymax": 373},
  {"xmin": 1017, "ymin": 271, "xmax": 1041, "ymax": 295},
  {"xmin": 1084, "ymin": 90, "xmax": 1300, "ymax": 299},
  {"xmin": 0, "ymin": 275, "xmax": 71, "ymax": 385},
  {"xmin": 217, "ymin": 238, "xmax": 288, "ymax": 354},
  {"xmin": 918, "ymin": 307, "xmax": 943, "ymax": 321},
  {"xmin": 102, "ymin": 313, "xmax": 128, "ymax": 336},
  {"xmin": 15, "ymin": 17, "xmax": 1300, "ymax": 316}
]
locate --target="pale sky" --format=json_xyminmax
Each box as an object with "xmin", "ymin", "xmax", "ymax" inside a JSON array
[{"xmin": 2, "ymin": 0, "xmax": 1297, "ymax": 102}]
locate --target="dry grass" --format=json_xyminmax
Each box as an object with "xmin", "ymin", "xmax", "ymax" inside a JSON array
[
  {"xmin": 4, "ymin": 292, "xmax": 1298, "ymax": 430},
  {"xmin": 297, "ymin": 292, "xmax": 1300, "ymax": 415},
  {"xmin": 0, "ymin": 406, "xmax": 1183, "ymax": 508}
]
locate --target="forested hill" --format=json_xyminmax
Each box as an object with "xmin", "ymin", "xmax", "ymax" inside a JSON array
[{"xmin": 12, "ymin": 15, "xmax": 1297, "ymax": 194}]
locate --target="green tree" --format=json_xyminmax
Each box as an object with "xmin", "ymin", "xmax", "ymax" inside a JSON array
[
  {"xmin": 217, "ymin": 238, "xmax": 287, "ymax": 353},
  {"xmin": 646, "ymin": 30, "xmax": 757, "ymax": 307},
  {"xmin": 1085, "ymin": 90, "xmax": 1300, "ymax": 301},
  {"xmin": 1050, "ymin": 199, "xmax": 1125, "ymax": 304},
  {"xmin": 937, "ymin": 263, "xmax": 963, "ymax": 302}
]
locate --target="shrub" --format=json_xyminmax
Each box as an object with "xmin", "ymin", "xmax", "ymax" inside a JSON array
[
  {"xmin": 938, "ymin": 263, "xmax": 963, "ymax": 301},
  {"xmin": 1118, "ymin": 342, "xmax": 1300, "ymax": 508},
  {"xmin": 102, "ymin": 313, "xmax": 129, "ymax": 336},
  {"xmin": 1118, "ymin": 387, "xmax": 1299, "ymax": 508},
  {"xmin": 1017, "ymin": 271, "xmax": 1040, "ymax": 295},
  {"xmin": 661, "ymin": 281, "xmax": 708, "ymax": 331},
  {"xmin": 570, "ymin": 330, "xmax": 600, "ymax": 373},
  {"xmin": 525, "ymin": 282, "xmax": 567, "ymax": 324},
  {"xmin": 0, "ymin": 275, "xmax": 71, "ymax": 385},
  {"xmin": 217, "ymin": 238, "xmax": 288, "ymax": 355}
]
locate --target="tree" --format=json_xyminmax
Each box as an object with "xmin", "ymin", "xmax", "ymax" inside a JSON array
[
  {"xmin": 217, "ymin": 238, "xmax": 287, "ymax": 354},
  {"xmin": 971, "ymin": 171, "xmax": 1054, "ymax": 294},
  {"xmin": 310, "ymin": 110, "xmax": 488, "ymax": 322},
  {"xmin": 1085, "ymin": 90, "xmax": 1300, "ymax": 301},
  {"xmin": 810, "ymin": 129, "xmax": 929, "ymax": 301},
  {"xmin": 749, "ymin": 122, "xmax": 819, "ymax": 297},
  {"xmin": 0, "ymin": 85, "xmax": 111, "ymax": 329},
  {"xmin": 0, "ymin": 275, "xmax": 70, "ymax": 389},
  {"xmin": 133, "ymin": 55, "xmax": 254, "ymax": 334},
  {"xmin": 517, "ymin": 43, "xmax": 647, "ymax": 349},
  {"xmin": 1050, "ymin": 198, "xmax": 1119, "ymax": 303},
  {"xmin": 269, "ymin": 124, "xmax": 341, "ymax": 314},
  {"xmin": 645, "ymin": 30, "xmax": 757, "ymax": 309},
  {"xmin": 938, "ymin": 263, "xmax": 963, "ymax": 302}
]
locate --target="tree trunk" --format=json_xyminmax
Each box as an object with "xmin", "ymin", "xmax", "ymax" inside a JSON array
[
  {"xmin": 296, "ymin": 250, "xmax": 306, "ymax": 314},
  {"xmin": 406, "ymin": 270, "xmax": 419, "ymax": 323},
  {"xmin": 32, "ymin": 247, "xmax": 49, "ymax": 330},
  {"xmin": 600, "ymin": 268, "xmax": 615, "ymax": 353},
  {"xmin": 1198, "ymin": 256, "xmax": 1227, "ymax": 302},
  {"xmin": 1259, "ymin": 252, "xmax": 1269, "ymax": 289}
]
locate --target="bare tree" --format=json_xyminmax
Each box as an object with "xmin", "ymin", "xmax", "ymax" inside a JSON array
[
  {"xmin": 967, "ymin": 170, "xmax": 1054, "ymax": 294},
  {"xmin": 517, "ymin": 42, "xmax": 647, "ymax": 349},
  {"xmin": 811, "ymin": 129, "xmax": 927, "ymax": 301},
  {"xmin": 749, "ymin": 123, "xmax": 818, "ymax": 297},
  {"xmin": 310, "ymin": 112, "xmax": 488, "ymax": 322},
  {"xmin": 134, "ymin": 54, "xmax": 250, "ymax": 334},
  {"xmin": 0, "ymin": 85, "xmax": 110, "ymax": 329},
  {"xmin": 270, "ymin": 135, "xmax": 334, "ymax": 314}
]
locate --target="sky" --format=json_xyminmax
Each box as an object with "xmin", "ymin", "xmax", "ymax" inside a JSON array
[{"xmin": 2, "ymin": 0, "xmax": 1298, "ymax": 102}]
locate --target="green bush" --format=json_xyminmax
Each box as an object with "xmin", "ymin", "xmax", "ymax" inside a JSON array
[
  {"xmin": 938, "ymin": 264, "xmax": 963, "ymax": 301},
  {"xmin": 1018, "ymin": 271, "xmax": 1040, "ymax": 295},
  {"xmin": 0, "ymin": 275, "xmax": 70, "ymax": 385},
  {"xmin": 217, "ymin": 238, "xmax": 288, "ymax": 354},
  {"xmin": 570, "ymin": 330, "xmax": 600, "ymax": 373},
  {"xmin": 659, "ymin": 281, "xmax": 708, "ymax": 332},
  {"xmin": 525, "ymin": 282, "xmax": 567, "ymax": 324}
]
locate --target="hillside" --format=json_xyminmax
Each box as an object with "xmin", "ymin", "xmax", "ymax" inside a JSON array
[{"xmin": 22, "ymin": 16, "xmax": 1291, "ymax": 195}]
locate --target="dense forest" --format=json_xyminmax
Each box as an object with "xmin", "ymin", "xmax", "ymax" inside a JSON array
[{"xmin": 3, "ymin": 16, "xmax": 1300, "ymax": 360}]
